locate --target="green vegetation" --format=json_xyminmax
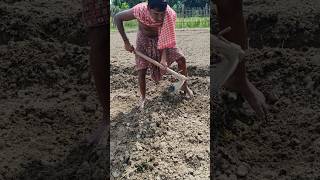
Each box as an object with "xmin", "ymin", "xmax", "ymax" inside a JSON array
[
  {"xmin": 110, "ymin": 17, "xmax": 209, "ymax": 32},
  {"xmin": 112, "ymin": 0, "xmax": 208, "ymax": 9},
  {"xmin": 175, "ymin": 16, "xmax": 209, "ymax": 28}
]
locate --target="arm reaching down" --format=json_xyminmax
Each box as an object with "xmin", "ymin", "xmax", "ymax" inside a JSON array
[
  {"xmin": 114, "ymin": 9, "xmax": 136, "ymax": 52},
  {"xmin": 160, "ymin": 49, "xmax": 168, "ymax": 70}
]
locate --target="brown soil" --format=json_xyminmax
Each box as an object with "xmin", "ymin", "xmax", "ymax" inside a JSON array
[
  {"xmin": 110, "ymin": 30, "xmax": 210, "ymax": 179},
  {"xmin": 212, "ymin": 0, "xmax": 320, "ymax": 179},
  {"xmin": 0, "ymin": 0, "xmax": 210, "ymax": 179},
  {"xmin": 0, "ymin": 0, "xmax": 108, "ymax": 179}
]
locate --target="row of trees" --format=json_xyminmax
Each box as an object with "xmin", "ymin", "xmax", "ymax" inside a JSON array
[{"xmin": 111, "ymin": 0, "xmax": 208, "ymax": 10}]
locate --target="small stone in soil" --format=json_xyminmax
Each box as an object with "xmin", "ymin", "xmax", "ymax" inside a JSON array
[
  {"xmin": 236, "ymin": 164, "xmax": 248, "ymax": 177},
  {"xmin": 229, "ymin": 174, "xmax": 237, "ymax": 180},
  {"xmin": 293, "ymin": 138, "xmax": 301, "ymax": 145},
  {"xmin": 153, "ymin": 162, "xmax": 159, "ymax": 166},
  {"xmin": 112, "ymin": 170, "xmax": 120, "ymax": 177},
  {"xmin": 310, "ymin": 55, "xmax": 320, "ymax": 66},
  {"xmin": 135, "ymin": 142, "xmax": 143, "ymax": 151},
  {"xmin": 217, "ymin": 174, "xmax": 228, "ymax": 180},
  {"xmin": 312, "ymin": 138, "xmax": 320, "ymax": 152}
]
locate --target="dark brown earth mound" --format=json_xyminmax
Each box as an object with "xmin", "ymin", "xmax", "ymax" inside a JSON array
[
  {"xmin": 0, "ymin": 0, "xmax": 108, "ymax": 179},
  {"xmin": 212, "ymin": 0, "xmax": 320, "ymax": 179}
]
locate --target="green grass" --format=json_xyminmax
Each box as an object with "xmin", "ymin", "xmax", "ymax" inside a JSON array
[
  {"xmin": 176, "ymin": 16, "xmax": 210, "ymax": 28},
  {"xmin": 110, "ymin": 17, "xmax": 209, "ymax": 31}
]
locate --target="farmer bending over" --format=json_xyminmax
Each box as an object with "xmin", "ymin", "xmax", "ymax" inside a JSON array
[
  {"xmin": 216, "ymin": 0, "xmax": 268, "ymax": 119},
  {"xmin": 114, "ymin": 0, "xmax": 193, "ymax": 109}
]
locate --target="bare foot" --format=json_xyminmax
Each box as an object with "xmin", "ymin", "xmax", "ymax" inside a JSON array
[
  {"xmin": 241, "ymin": 81, "xmax": 268, "ymax": 121},
  {"xmin": 181, "ymin": 85, "xmax": 194, "ymax": 99},
  {"xmin": 85, "ymin": 114, "xmax": 108, "ymax": 146},
  {"xmin": 224, "ymin": 79, "xmax": 268, "ymax": 121},
  {"xmin": 185, "ymin": 86, "xmax": 194, "ymax": 99},
  {"xmin": 138, "ymin": 98, "xmax": 146, "ymax": 110}
]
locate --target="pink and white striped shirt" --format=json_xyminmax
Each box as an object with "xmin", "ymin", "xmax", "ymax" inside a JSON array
[{"xmin": 133, "ymin": 3, "xmax": 177, "ymax": 50}]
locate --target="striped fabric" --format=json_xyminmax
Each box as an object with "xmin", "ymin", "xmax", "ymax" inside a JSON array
[
  {"xmin": 82, "ymin": 0, "xmax": 109, "ymax": 27},
  {"xmin": 133, "ymin": 2, "xmax": 177, "ymax": 50}
]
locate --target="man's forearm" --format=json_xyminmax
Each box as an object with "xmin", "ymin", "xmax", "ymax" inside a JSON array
[{"xmin": 114, "ymin": 16, "xmax": 129, "ymax": 43}]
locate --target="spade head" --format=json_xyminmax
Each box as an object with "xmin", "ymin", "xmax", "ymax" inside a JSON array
[
  {"xmin": 167, "ymin": 79, "xmax": 186, "ymax": 93},
  {"xmin": 168, "ymin": 84, "xmax": 175, "ymax": 93}
]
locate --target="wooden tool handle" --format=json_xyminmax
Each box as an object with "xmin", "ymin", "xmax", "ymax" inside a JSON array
[
  {"xmin": 218, "ymin": 26, "xmax": 231, "ymax": 37},
  {"xmin": 166, "ymin": 67, "xmax": 188, "ymax": 80},
  {"xmin": 134, "ymin": 50, "xmax": 187, "ymax": 80},
  {"xmin": 134, "ymin": 50, "xmax": 164, "ymax": 69}
]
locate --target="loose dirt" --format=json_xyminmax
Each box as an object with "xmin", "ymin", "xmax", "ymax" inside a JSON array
[
  {"xmin": 110, "ymin": 30, "xmax": 210, "ymax": 179},
  {"xmin": 0, "ymin": 1, "xmax": 107, "ymax": 179},
  {"xmin": 212, "ymin": 0, "xmax": 320, "ymax": 179}
]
